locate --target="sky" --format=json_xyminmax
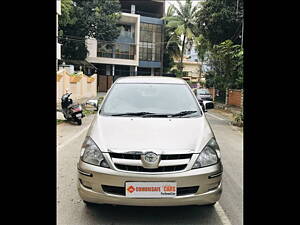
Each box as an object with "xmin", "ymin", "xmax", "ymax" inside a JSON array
[{"xmin": 165, "ymin": 0, "xmax": 204, "ymax": 12}]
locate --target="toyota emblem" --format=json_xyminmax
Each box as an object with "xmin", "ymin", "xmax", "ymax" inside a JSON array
[{"xmin": 144, "ymin": 152, "xmax": 158, "ymax": 163}]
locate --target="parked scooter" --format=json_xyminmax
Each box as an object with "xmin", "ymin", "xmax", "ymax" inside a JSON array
[{"xmin": 61, "ymin": 92, "xmax": 84, "ymax": 125}]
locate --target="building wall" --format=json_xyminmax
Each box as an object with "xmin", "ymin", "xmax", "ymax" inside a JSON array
[
  {"xmin": 56, "ymin": 0, "xmax": 61, "ymax": 65},
  {"xmin": 227, "ymin": 89, "xmax": 242, "ymax": 107},
  {"xmin": 57, "ymin": 70, "xmax": 97, "ymax": 102},
  {"xmin": 182, "ymin": 62, "xmax": 200, "ymax": 77},
  {"xmin": 86, "ymin": 13, "xmax": 140, "ymax": 67},
  {"xmin": 172, "ymin": 59, "xmax": 201, "ymax": 82}
]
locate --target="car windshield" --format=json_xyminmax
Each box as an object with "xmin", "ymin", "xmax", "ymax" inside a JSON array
[
  {"xmin": 100, "ymin": 83, "xmax": 201, "ymax": 117},
  {"xmin": 197, "ymin": 89, "xmax": 210, "ymax": 95}
]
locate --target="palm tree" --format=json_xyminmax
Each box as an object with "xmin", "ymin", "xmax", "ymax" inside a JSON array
[
  {"xmin": 163, "ymin": 6, "xmax": 181, "ymax": 73},
  {"xmin": 164, "ymin": 6, "xmax": 180, "ymax": 59},
  {"xmin": 195, "ymin": 34, "xmax": 211, "ymax": 79},
  {"xmin": 164, "ymin": 0, "xmax": 200, "ymax": 74}
]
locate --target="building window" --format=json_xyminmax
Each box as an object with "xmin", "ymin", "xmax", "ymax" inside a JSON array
[
  {"xmin": 154, "ymin": 68, "xmax": 161, "ymax": 76},
  {"xmin": 137, "ymin": 67, "xmax": 151, "ymax": 76},
  {"xmin": 139, "ymin": 23, "xmax": 162, "ymax": 62},
  {"xmin": 97, "ymin": 43, "xmax": 113, "ymax": 58},
  {"xmin": 97, "ymin": 42, "xmax": 136, "ymax": 60}
]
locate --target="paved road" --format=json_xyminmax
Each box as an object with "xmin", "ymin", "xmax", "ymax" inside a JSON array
[{"xmin": 57, "ymin": 110, "xmax": 243, "ymax": 225}]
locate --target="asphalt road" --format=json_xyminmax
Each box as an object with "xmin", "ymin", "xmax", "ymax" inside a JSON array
[{"xmin": 57, "ymin": 109, "xmax": 243, "ymax": 225}]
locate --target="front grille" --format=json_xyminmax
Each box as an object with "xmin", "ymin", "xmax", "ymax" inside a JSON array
[
  {"xmin": 101, "ymin": 185, "xmax": 199, "ymax": 196},
  {"xmin": 115, "ymin": 164, "xmax": 187, "ymax": 172},
  {"xmin": 109, "ymin": 152, "xmax": 141, "ymax": 160},
  {"xmin": 109, "ymin": 153, "xmax": 192, "ymax": 173},
  {"xmin": 161, "ymin": 154, "xmax": 192, "ymax": 160},
  {"xmin": 109, "ymin": 153, "xmax": 192, "ymax": 160}
]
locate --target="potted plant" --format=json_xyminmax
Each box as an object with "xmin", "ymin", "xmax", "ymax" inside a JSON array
[
  {"xmin": 69, "ymin": 73, "xmax": 82, "ymax": 83},
  {"xmin": 87, "ymin": 76, "xmax": 96, "ymax": 83}
]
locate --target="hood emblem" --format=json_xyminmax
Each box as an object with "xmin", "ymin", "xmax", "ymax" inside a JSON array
[
  {"xmin": 141, "ymin": 152, "xmax": 160, "ymax": 168},
  {"xmin": 144, "ymin": 152, "xmax": 158, "ymax": 163}
]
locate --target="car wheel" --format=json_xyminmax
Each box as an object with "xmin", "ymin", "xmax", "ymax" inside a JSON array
[
  {"xmin": 205, "ymin": 202, "xmax": 216, "ymax": 206},
  {"xmin": 83, "ymin": 200, "xmax": 96, "ymax": 207}
]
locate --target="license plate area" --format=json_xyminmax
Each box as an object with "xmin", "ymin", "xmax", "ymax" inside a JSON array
[{"xmin": 125, "ymin": 182, "xmax": 176, "ymax": 198}]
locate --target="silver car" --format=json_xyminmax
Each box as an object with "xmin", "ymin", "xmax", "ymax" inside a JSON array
[{"xmin": 77, "ymin": 76, "xmax": 222, "ymax": 206}]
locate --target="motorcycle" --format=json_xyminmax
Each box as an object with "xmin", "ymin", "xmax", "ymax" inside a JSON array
[{"xmin": 61, "ymin": 92, "xmax": 84, "ymax": 125}]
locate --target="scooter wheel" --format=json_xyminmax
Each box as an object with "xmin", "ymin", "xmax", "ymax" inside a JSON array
[{"xmin": 76, "ymin": 119, "xmax": 82, "ymax": 125}]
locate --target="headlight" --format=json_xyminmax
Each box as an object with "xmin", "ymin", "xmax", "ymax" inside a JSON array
[
  {"xmin": 81, "ymin": 136, "xmax": 109, "ymax": 168},
  {"xmin": 192, "ymin": 138, "xmax": 220, "ymax": 169}
]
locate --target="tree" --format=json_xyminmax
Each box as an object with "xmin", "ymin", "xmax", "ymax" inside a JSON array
[
  {"xmin": 206, "ymin": 40, "xmax": 243, "ymax": 90},
  {"xmin": 59, "ymin": 0, "xmax": 76, "ymax": 28},
  {"xmin": 163, "ymin": 0, "xmax": 200, "ymax": 74},
  {"xmin": 195, "ymin": 34, "xmax": 211, "ymax": 78},
  {"xmin": 195, "ymin": 0, "xmax": 244, "ymax": 92},
  {"xmin": 163, "ymin": 6, "xmax": 180, "ymax": 73},
  {"xmin": 196, "ymin": 0, "xmax": 243, "ymax": 46},
  {"xmin": 59, "ymin": 0, "xmax": 121, "ymax": 61}
]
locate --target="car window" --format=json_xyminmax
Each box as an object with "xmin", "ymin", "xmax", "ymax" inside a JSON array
[
  {"xmin": 197, "ymin": 89, "xmax": 210, "ymax": 95},
  {"xmin": 101, "ymin": 83, "xmax": 201, "ymax": 116}
]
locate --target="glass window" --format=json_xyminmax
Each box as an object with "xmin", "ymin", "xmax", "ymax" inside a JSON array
[
  {"xmin": 139, "ymin": 23, "xmax": 163, "ymax": 61},
  {"xmin": 146, "ymin": 31, "xmax": 152, "ymax": 42},
  {"xmin": 149, "ymin": 24, "xmax": 154, "ymax": 31},
  {"xmin": 156, "ymin": 25, "xmax": 162, "ymax": 33},
  {"xmin": 154, "ymin": 68, "xmax": 161, "ymax": 76},
  {"xmin": 197, "ymin": 89, "xmax": 210, "ymax": 95},
  {"xmin": 147, "ymin": 45, "xmax": 152, "ymax": 61},
  {"xmin": 97, "ymin": 43, "xmax": 113, "ymax": 58},
  {"xmin": 101, "ymin": 83, "xmax": 201, "ymax": 116},
  {"xmin": 155, "ymin": 32, "xmax": 161, "ymax": 43}
]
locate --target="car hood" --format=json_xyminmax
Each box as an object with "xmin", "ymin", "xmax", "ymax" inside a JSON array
[{"xmin": 88, "ymin": 115, "xmax": 214, "ymax": 154}]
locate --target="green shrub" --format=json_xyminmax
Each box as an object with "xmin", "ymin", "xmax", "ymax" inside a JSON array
[{"xmin": 233, "ymin": 111, "xmax": 243, "ymax": 127}]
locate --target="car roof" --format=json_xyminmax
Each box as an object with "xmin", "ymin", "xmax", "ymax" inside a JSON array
[{"xmin": 114, "ymin": 76, "xmax": 187, "ymax": 84}]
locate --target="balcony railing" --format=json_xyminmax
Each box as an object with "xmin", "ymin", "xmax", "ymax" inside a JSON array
[
  {"xmin": 97, "ymin": 42, "xmax": 136, "ymax": 60},
  {"xmin": 121, "ymin": 9, "xmax": 162, "ymax": 18}
]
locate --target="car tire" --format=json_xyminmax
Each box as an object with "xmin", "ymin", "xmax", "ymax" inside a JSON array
[
  {"xmin": 83, "ymin": 200, "xmax": 96, "ymax": 207},
  {"xmin": 205, "ymin": 202, "xmax": 216, "ymax": 206}
]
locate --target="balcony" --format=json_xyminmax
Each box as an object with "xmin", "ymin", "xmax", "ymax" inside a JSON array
[
  {"xmin": 97, "ymin": 42, "xmax": 136, "ymax": 60},
  {"xmin": 121, "ymin": 9, "xmax": 162, "ymax": 19}
]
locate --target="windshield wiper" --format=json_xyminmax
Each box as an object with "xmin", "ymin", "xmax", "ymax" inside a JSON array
[
  {"xmin": 142, "ymin": 110, "xmax": 198, "ymax": 118},
  {"xmin": 169, "ymin": 110, "xmax": 198, "ymax": 117},
  {"xmin": 110, "ymin": 112, "xmax": 155, "ymax": 117}
]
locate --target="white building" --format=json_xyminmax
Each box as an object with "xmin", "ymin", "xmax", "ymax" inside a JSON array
[
  {"xmin": 85, "ymin": 0, "xmax": 165, "ymax": 91},
  {"xmin": 57, "ymin": 0, "xmax": 61, "ymax": 70}
]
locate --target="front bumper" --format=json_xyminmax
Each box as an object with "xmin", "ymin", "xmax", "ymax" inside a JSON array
[{"xmin": 77, "ymin": 161, "xmax": 222, "ymax": 206}]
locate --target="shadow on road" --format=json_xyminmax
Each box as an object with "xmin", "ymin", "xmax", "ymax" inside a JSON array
[{"xmin": 81, "ymin": 204, "xmax": 223, "ymax": 225}]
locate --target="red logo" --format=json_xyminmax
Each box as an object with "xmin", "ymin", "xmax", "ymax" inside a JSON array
[{"xmin": 127, "ymin": 185, "xmax": 135, "ymax": 193}]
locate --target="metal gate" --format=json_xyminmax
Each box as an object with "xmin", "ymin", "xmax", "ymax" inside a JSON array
[
  {"xmin": 215, "ymin": 89, "xmax": 226, "ymax": 104},
  {"xmin": 97, "ymin": 75, "xmax": 113, "ymax": 92}
]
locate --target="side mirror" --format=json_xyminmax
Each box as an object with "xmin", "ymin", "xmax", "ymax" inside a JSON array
[
  {"xmin": 86, "ymin": 99, "xmax": 98, "ymax": 111},
  {"xmin": 205, "ymin": 102, "xmax": 214, "ymax": 110}
]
